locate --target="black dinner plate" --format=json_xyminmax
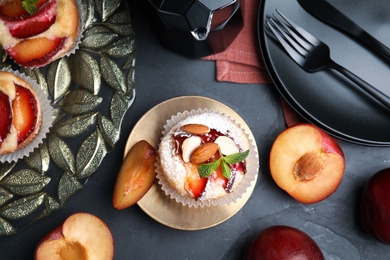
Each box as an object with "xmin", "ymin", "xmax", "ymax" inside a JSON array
[{"xmin": 258, "ymin": 0, "xmax": 390, "ymax": 146}]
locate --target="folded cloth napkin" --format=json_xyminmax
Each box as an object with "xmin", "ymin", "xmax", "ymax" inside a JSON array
[
  {"xmin": 203, "ymin": 0, "xmax": 303, "ymax": 127},
  {"xmin": 202, "ymin": 0, "xmax": 271, "ymax": 84}
]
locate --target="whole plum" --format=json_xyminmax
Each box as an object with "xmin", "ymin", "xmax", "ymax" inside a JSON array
[
  {"xmin": 245, "ymin": 225, "xmax": 324, "ymax": 260},
  {"xmin": 361, "ymin": 168, "xmax": 390, "ymax": 244}
]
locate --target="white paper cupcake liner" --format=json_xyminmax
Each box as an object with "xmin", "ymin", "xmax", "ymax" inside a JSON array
[
  {"xmin": 156, "ymin": 108, "xmax": 258, "ymax": 208},
  {"xmin": 0, "ymin": 69, "xmax": 53, "ymax": 163}
]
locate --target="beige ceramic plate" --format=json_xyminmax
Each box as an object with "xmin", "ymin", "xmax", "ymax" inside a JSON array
[{"xmin": 124, "ymin": 96, "xmax": 259, "ymax": 230}]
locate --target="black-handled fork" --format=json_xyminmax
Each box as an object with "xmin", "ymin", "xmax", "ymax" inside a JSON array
[{"xmin": 265, "ymin": 10, "xmax": 390, "ymax": 110}]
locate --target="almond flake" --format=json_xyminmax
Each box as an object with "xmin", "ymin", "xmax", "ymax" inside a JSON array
[
  {"xmin": 190, "ymin": 143, "xmax": 219, "ymax": 164},
  {"xmin": 215, "ymin": 136, "xmax": 239, "ymax": 155},
  {"xmin": 181, "ymin": 124, "xmax": 210, "ymax": 135},
  {"xmin": 181, "ymin": 136, "xmax": 202, "ymax": 163}
]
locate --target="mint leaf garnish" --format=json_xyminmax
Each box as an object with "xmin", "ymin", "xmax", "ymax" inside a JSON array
[
  {"xmin": 22, "ymin": 0, "xmax": 39, "ymax": 15},
  {"xmin": 222, "ymin": 161, "xmax": 231, "ymax": 179},
  {"xmin": 198, "ymin": 159, "xmax": 221, "ymax": 178},
  {"xmin": 223, "ymin": 150, "xmax": 249, "ymax": 165},
  {"xmin": 198, "ymin": 150, "xmax": 249, "ymax": 179}
]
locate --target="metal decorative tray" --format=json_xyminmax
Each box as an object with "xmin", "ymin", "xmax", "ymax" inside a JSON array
[{"xmin": 0, "ymin": 0, "xmax": 136, "ymax": 236}]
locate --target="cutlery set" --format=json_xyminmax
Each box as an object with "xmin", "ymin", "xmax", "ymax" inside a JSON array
[{"xmin": 265, "ymin": 0, "xmax": 390, "ymax": 109}]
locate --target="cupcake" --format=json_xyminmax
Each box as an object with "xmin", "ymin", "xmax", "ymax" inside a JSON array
[
  {"xmin": 0, "ymin": 70, "xmax": 52, "ymax": 162},
  {"xmin": 0, "ymin": 0, "xmax": 81, "ymax": 67},
  {"xmin": 157, "ymin": 109, "xmax": 253, "ymax": 207}
]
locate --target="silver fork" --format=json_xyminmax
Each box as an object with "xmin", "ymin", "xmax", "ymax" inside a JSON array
[{"xmin": 266, "ymin": 10, "xmax": 390, "ymax": 110}]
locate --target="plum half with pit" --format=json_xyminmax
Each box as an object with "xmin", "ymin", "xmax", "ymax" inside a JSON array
[{"xmin": 269, "ymin": 123, "xmax": 345, "ymax": 204}]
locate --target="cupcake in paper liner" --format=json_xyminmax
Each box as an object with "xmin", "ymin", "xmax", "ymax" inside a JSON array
[
  {"xmin": 0, "ymin": 0, "xmax": 84, "ymax": 68},
  {"xmin": 156, "ymin": 108, "xmax": 258, "ymax": 208},
  {"xmin": 0, "ymin": 69, "xmax": 53, "ymax": 163}
]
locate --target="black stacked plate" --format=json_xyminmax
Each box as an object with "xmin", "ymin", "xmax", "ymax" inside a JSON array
[{"xmin": 258, "ymin": 0, "xmax": 390, "ymax": 146}]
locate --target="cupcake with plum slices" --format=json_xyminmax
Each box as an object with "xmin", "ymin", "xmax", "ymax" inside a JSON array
[
  {"xmin": 0, "ymin": 0, "xmax": 82, "ymax": 67},
  {"xmin": 0, "ymin": 70, "xmax": 52, "ymax": 162},
  {"xmin": 157, "ymin": 109, "xmax": 255, "ymax": 207}
]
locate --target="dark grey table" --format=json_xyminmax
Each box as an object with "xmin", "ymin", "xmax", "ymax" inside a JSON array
[{"xmin": 1, "ymin": 0, "xmax": 389, "ymax": 259}]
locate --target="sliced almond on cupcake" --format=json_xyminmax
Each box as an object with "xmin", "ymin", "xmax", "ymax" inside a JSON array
[
  {"xmin": 190, "ymin": 142, "xmax": 219, "ymax": 164},
  {"xmin": 215, "ymin": 136, "xmax": 239, "ymax": 155},
  {"xmin": 181, "ymin": 123, "xmax": 210, "ymax": 135},
  {"xmin": 182, "ymin": 136, "xmax": 202, "ymax": 163}
]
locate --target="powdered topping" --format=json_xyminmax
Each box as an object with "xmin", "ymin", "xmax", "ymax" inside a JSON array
[{"xmin": 159, "ymin": 111, "xmax": 250, "ymax": 201}]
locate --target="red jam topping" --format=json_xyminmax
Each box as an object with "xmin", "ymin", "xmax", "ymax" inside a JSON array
[{"xmin": 172, "ymin": 128, "xmax": 247, "ymax": 193}]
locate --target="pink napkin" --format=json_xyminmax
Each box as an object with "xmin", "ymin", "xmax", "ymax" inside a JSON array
[
  {"xmin": 203, "ymin": 0, "xmax": 303, "ymax": 126},
  {"xmin": 202, "ymin": 0, "xmax": 271, "ymax": 84}
]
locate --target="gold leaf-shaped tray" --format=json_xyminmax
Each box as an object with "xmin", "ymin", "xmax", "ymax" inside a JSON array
[{"xmin": 0, "ymin": 0, "xmax": 135, "ymax": 236}]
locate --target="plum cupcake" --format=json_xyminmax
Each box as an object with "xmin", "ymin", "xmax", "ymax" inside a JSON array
[
  {"xmin": 0, "ymin": 0, "xmax": 82, "ymax": 67},
  {"xmin": 157, "ymin": 109, "xmax": 256, "ymax": 208},
  {"xmin": 0, "ymin": 69, "xmax": 52, "ymax": 162}
]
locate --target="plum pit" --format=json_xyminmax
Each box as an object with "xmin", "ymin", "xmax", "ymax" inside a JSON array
[{"xmin": 294, "ymin": 152, "xmax": 324, "ymax": 181}]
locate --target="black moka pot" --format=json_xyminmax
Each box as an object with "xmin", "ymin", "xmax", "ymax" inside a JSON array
[{"xmin": 147, "ymin": 0, "xmax": 243, "ymax": 58}]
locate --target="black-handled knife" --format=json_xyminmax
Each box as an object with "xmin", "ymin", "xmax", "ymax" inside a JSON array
[{"xmin": 298, "ymin": 0, "xmax": 390, "ymax": 62}]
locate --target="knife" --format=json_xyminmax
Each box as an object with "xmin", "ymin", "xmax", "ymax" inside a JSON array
[{"xmin": 298, "ymin": 0, "xmax": 390, "ymax": 62}]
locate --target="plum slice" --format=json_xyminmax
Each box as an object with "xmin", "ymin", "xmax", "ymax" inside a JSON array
[
  {"xmin": 0, "ymin": 90, "xmax": 12, "ymax": 145},
  {"xmin": 185, "ymin": 163, "xmax": 208, "ymax": 200},
  {"xmin": 1, "ymin": 0, "xmax": 57, "ymax": 39},
  {"xmin": 0, "ymin": 0, "xmax": 47, "ymax": 18},
  {"xmin": 7, "ymin": 36, "xmax": 65, "ymax": 67},
  {"xmin": 12, "ymin": 84, "xmax": 39, "ymax": 144}
]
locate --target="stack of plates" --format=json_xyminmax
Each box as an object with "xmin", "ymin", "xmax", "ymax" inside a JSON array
[{"xmin": 258, "ymin": 0, "xmax": 390, "ymax": 146}]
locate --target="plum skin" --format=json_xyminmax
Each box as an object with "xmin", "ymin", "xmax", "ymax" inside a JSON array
[
  {"xmin": 361, "ymin": 168, "xmax": 390, "ymax": 244},
  {"xmin": 245, "ymin": 225, "xmax": 324, "ymax": 260}
]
